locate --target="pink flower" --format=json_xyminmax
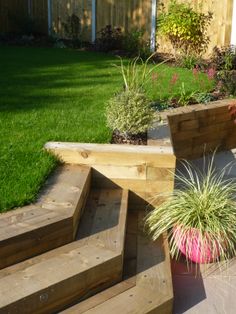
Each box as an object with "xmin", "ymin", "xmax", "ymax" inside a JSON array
[
  {"xmin": 170, "ymin": 73, "xmax": 179, "ymax": 85},
  {"xmin": 192, "ymin": 67, "xmax": 199, "ymax": 77},
  {"xmin": 207, "ymin": 68, "xmax": 216, "ymax": 80}
]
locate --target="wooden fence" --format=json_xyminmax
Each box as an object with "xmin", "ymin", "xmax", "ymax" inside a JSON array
[
  {"xmin": 51, "ymin": 0, "xmax": 92, "ymax": 41},
  {"xmin": 0, "ymin": 0, "xmax": 235, "ymax": 55},
  {"xmin": 157, "ymin": 0, "xmax": 234, "ymax": 56},
  {"xmin": 0, "ymin": 0, "xmax": 48, "ymax": 34},
  {"xmin": 50, "ymin": 0, "xmax": 152, "ymax": 42},
  {"xmin": 0, "ymin": 0, "xmax": 28, "ymax": 34},
  {"xmin": 96, "ymin": 0, "xmax": 152, "ymax": 38}
]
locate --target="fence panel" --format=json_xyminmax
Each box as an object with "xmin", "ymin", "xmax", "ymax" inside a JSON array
[
  {"xmin": 0, "ymin": 0, "xmax": 28, "ymax": 33},
  {"xmin": 0, "ymin": 0, "xmax": 234, "ymax": 54},
  {"xmin": 96, "ymin": 0, "xmax": 152, "ymax": 40},
  {"xmin": 30, "ymin": 0, "xmax": 48, "ymax": 35},
  {"xmin": 51, "ymin": 0, "xmax": 92, "ymax": 41},
  {"xmin": 156, "ymin": 0, "xmax": 234, "ymax": 56}
]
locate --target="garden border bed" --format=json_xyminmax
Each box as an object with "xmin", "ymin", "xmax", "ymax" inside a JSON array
[{"xmin": 150, "ymin": 99, "xmax": 236, "ymax": 160}]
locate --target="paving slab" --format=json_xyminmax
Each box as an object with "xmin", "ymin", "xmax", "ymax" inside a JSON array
[{"xmin": 173, "ymin": 149, "xmax": 236, "ymax": 314}]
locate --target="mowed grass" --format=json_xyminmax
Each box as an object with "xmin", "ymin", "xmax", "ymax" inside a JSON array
[{"xmin": 0, "ymin": 46, "xmax": 213, "ymax": 212}]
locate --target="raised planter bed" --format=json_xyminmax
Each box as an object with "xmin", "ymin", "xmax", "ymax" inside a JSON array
[{"xmin": 149, "ymin": 99, "xmax": 236, "ymax": 160}]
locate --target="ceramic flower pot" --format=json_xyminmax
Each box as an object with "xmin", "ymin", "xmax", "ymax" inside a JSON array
[{"xmin": 173, "ymin": 226, "xmax": 222, "ymax": 264}]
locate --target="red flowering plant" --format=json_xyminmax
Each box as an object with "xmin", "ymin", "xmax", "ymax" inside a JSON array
[{"xmin": 228, "ymin": 103, "xmax": 236, "ymax": 124}]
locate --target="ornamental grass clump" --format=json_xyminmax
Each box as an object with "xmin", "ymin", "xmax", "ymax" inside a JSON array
[
  {"xmin": 115, "ymin": 53, "xmax": 162, "ymax": 92},
  {"xmin": 146, "ymin": 155, "xmax": 236, "ymax": 264},
  {"xmin": 106, "ymin": 54, "xmax": 161, "ymax": 138}
]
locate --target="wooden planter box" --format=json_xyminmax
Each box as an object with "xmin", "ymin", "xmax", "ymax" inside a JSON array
[{"xmin": 153, "ymin": 99, "xmax": 236, "ymax": 160}]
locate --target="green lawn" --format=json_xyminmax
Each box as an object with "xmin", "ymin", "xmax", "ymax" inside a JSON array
[{"xmin": 0, "ymin": 46, "xmax": 213, "ymax": 212}]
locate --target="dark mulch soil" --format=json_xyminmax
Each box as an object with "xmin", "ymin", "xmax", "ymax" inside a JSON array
[{"xmin": 111, "ymin": 131, "xmax": 147, "ymax": 145}]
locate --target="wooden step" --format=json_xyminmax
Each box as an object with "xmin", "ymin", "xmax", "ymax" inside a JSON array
[
  {"xmin": 0, "ymin": 188, "xmax": 129, "ymax": 314},
  {"xmin": 60, "ymin": 208, "xmax": 173, "ymax": 314},
  {"xmin": 0, "ymin": 164, "xmax": 91, "ymax": 269}
]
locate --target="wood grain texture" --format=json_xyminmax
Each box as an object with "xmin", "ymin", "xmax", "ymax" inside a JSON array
[
  {"xmin": 44, "ymin": 142, "xmax": 174, "ymax": 167},
  {"xmin": 0, "ymin": 165, "xmax": 91, "ymax": 269},
  {"xmin": 60, "ymin": 210, "xmax": 173, "ymax": 314},
  {"xmin": 45, "ymin": 142, "xmax": 176, "ymax": 205},
  {"xmin": 96, "ymin": 0, "xmax": 152, "ymax": 40},
  {"xmin": 0, "ymin": 245, "xmax": 121, "ymax": 314},
  {"xmin": 1, "ymin": 0, "xmax": 233, "ymax": 49},
  {"xmin": 167, "ymin": 99, "xmax": 236, "ymax": 159},
  {"xmin": 0, "ymin": 187, "xmax": 129, "ymax": 313},
  {"xmin": 51, "ymin": 0, "xmax": 92, "ymax": 41}
]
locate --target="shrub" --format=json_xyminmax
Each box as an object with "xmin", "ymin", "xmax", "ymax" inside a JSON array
[
  {"xmin": 145, "ymin": 155, "xmax": 236, "ymax": 263},
  {"xmin": 218, "ymin": 70, "xmax": 236, "ymax": 96},
  {"xmin": 106, "ymin": 89, "xmax": 155, "ymax": 138},
  {"xmin": 95, "ymin": 25, "xmax": 123, "ymax": 52},
  {"xmin": 211, "ymin": 45, "xmax": 236, "ymax": 71},
  {"xmin": 157, "ymin": 1, "xmax": 213, "ymax": 57},
  {"xmin": 62, "ymin": 14, "xmax": 81, "ymax": 48},
  {"xmin": 123, "ymin": 28, "xmax": 151, "ymax": 59}
]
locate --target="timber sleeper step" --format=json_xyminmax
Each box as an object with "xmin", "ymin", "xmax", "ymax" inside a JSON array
[
  {"xmin": 0, "ymin": 164, "xmax": 91, "ymax": 269},
  {"xmin": 61, "ymin": 207, "xmax": 173, "ymax": 314},
  {"xmin": 0, "ymin": 188, "xmax": 129, "ymax": 314}
]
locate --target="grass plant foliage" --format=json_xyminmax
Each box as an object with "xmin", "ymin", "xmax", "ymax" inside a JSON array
[
  {"xmin": 106, "ymin": 54, "xmax": 160, "ymax": 137},
  {"xmin": 106, "ymin": 89, "xmax": 155, "ymax": 138},
  {"xmin": 146, "ymin": 154, "xmax": 236, "ymax": 263},
  {"xmin": 115, "ymin": 53, "xmax": 164, "ymax": 93},
  {"xmin": 158, "ymin": 0, "xmax": 212, "ymax": 57}
]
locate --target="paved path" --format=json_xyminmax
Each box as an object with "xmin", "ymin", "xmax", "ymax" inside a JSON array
[{"xmin": 173, "ymin": 150, "xmax": 236, "ymax": 314}]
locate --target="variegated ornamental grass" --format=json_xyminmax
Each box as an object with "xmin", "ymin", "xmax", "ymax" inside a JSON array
[{"xmin": 146, "ymin": 154, "xmax": 236, "ymax": 263}]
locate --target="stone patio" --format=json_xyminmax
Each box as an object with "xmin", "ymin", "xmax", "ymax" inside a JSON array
[
  {"xmin": 149, "ymin": 118, "xmax": 236, "ymax": 314},
  {"xmin": 174, "ymin": 149, "xmax": 236, "ymax": 314}
]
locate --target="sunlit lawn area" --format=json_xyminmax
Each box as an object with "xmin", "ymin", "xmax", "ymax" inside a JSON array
[{"xmin": 0, "ymin": 46, "xmax": 214, "ymax": 212}]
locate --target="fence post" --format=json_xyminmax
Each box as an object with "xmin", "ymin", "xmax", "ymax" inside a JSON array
[
  {"xmin": 28, "ymin": 0, "xmax": 32, "ymax": 16},
  {"xmin": 231, "ymin": 0, "xmax": 236, "ymax": 45},
  {"xmin": 47, "ymin": 0, "xmax": 52, "ymax": 36},
  {"xmin": 92, "ymin": 0, "xmax": 96, "ymax": 42},
  {"xmin": 150, "ymin": 0, "xmax": 157, "ymax": 51}
]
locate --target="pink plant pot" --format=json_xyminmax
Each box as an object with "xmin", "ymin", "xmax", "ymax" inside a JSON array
[{"xmin": 173, "ymin": 226, "xmax": 222, "ymax": 264}]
